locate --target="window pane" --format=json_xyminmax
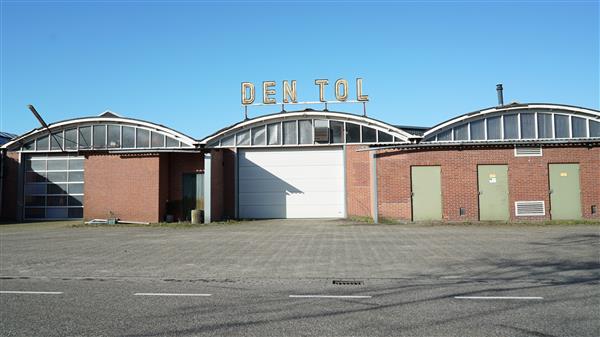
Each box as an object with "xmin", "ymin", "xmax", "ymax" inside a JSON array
[
  {"xmin": 378, "ymin": 131, "xmax": 393, "ymax": 142},
  {"xmin": 554, "ymin": 114, "xmax": 569, "ymax": 138},
  {"xmin": 283, "ymin": 121, "xmax": 297, "ymax": 145},
  {"xmin": 537, "ymin": 113, "xmax": 552, "ymax": 138},
  {"xmin": 46, "ymin": 208, "xmax": 68, "ymax": 219},
  {"xmin": 151, "ymin": 131, "xmax": 165, "ymax": 148},
  {"xmin": 346, "ymin": 123, "xmax": 360, "ymax": 143},
  {"xmin": 25, "ymin": 184, "xmax": 46, "ymax": 195},
  {"xmin": 47, "ymin": 196, "xmax": 68, "ymax": 206},
  {"xmin": 503, "ymin": 114, "xmax": 518, "ymax": 139},
  {"xmin": 361, "ymin": 126, "xmax": 376, "ymax": 143},
  {"xmin": 68, "ymin": 195, "xmax": 83, "ymax": 207},
  {"xmin": 93, "ymin": 125, "xmax": 106, "ymax": 148},
  {"xmin": 299, "ymin": 120, "xmax": 313, "ymax": 144},
  {"xmin": 314, "ymin": 120, "xmax": 329, "ymax": 143},
  {"xmin": 108, "ymin": 125, "xmax": 121, "ymax": 148},
  {"xmin": 572, "ymin": 117, "xmax": 587, "ymax": 138},
  {"xmin": 166, "ymin": 137, "xmax": 179, "ymax": 148},
  {"xmin": 454, "ymin": 124, "xmax": 468, "ymax": 140},
  {"xmin": 47, "ymin": 159, "xmax": 67, "ymax": 171},
  {"xmin": 50, "ymin": 131, "xmax": 64, "ymax": 150},
  {"xmin": 78, "ymin": 127, "xmax": 92, "ymax": 149},
  {"xmin": 221, "ymin": 134, "xmax": 234, "ymax": 147},
  {"xmin": 136, "ymin": 128, "xmax": 150, "ymax": 148},
  {"xmin": 520, "ymin": 113, "xmax": 535, "ymax": 139},
  {"xmin": 252, "ymin": 126, "xmax": 266, "ymax": 145},
  {"xmin": 65, "ymin": 129, "xmax": 77, "ymax": 150},
  {"xmin": 28, "ymin": 159, "xmax": 45, "ymax": 172},
  {"xmin": 437, "ymin": 129, "xmax": 452, "ymax": 141},
  {"xmin": 47, "ymin": 183, "xmax": 67, "ymax": 195},
  {"xmin": 470, "ymin": 120, "xmax": 485, "ymax": 140},
  {"xmin": 330, "ymin": 121, "xmax": 344, "ymax": 144},
  {"xmin": 267, "ymin": 123, "xmax": 280, "ymax": 145},
  {"xmin": 23, "ymin": 141, "xmax": 35, "ymax": 151},
  {"xmin": 122, "ymin": 126, "xmax": 135, "ymax": 148},
  {"xmin": 25, "ymin": 196, "xmax": 45, "ymax": 206},
  {"xmin": 68, "ymin": 183, "xmax": 84, "ymax": 194},
  {"xmin": 236, "ymin": 130, "xmax": 250, "ymax": 146},
  {"xmin": 486, "ymin": 116, "xmax": 501, "ymax": 140},
  {"xmin": 36, "ymin": 135, "xmax": 49, "ymax": 151},
  {"xmin": 69, "ymin": 159, "xmax": 84, "ymax": 170},
  {"xmin": 47, "ymin": 172, "xmax": 68, "ymax": 183},
  {"xmin": 590, "ymin": 120, "xmax": 600, "ymax": 137},
  {"xmin": 68, "ymin": 171, "xmax": 84, "ymax": 182},
  {"xmin": 68, "ymin": 208, "xmax": 84, "ymax": 218},
  {"xmin": 26, "ymin": 171, "xmax": 46, "ymax": 183},
  {"xmin": 24, "ymin": 208, "xmax": 45, "ymax": 218}
]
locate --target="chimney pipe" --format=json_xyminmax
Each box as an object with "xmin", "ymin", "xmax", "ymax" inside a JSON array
[{"xmin": 496, "ymin": 84, "xmax": 504, "ymax": 106}]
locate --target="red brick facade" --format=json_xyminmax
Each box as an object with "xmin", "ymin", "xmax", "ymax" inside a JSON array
[{"xmin": 367, "ymin": 146, "xmax": 599, "ymax": 221}]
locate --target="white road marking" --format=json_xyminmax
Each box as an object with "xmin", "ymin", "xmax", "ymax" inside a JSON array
[
  {"xmin": 289, "ymin": 295, "xmax": 372, "ymax": 299},
  {"xmin": 134, "ymin": 293, "xmax": 212, "ymax": 297},
  {"xmin": 454, "ymin": 296, "xmax": 543, "ymax": 300},
  {"xmin": 0, "ymin": 291, "xmax": 63, "ymax": 295}
]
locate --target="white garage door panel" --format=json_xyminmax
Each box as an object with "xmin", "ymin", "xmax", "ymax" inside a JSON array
[
  {"xmin": 239, "ymin": 191, "xmax": 343, "ymax": 206},
  {"xmin": 238, "ymin": 165, "xmax": 342, "ymax": 180},
  {"xmin": 238, "ymin": 148, "xmax": 344, "ymax": 219}
]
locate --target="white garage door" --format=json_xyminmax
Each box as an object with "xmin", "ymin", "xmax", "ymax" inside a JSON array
[{"xmin": 238, "ymin": 147, "xmax": 344, "ymax": 219}]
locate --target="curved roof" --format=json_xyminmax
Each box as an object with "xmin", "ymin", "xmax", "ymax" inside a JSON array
[
  {"xmin": 200, "ymin": 109, "xmax": 416, "ymax": 145},
  {"xmin": 423, "ymin": 103, "xmax": 600, "ymax": 139},
  {"xmin": 2, "ymin": 112, "xmax": 198, "ymax": 151}
]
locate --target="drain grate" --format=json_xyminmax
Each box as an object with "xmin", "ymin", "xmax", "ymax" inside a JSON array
[{"xmin": 332, "ymin": 280, "xmax": 364, "ymax": 286}]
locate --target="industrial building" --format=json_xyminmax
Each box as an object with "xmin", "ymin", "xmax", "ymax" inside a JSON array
[{"xmin": 1, "ymin": 101, "xmax": 598, "ymax": 223}]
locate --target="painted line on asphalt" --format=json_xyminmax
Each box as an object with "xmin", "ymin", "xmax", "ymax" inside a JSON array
[
  {"xmin": 289, "ymin": 295, "xmax": 372, "ymax": 299},
  {"xmin": 0, "ymin": 291, "xmax": 63, "ymax": 295},
  {"xmin": 454, "ymin": 296, "xmax": 543, "ymax": 300},
  {"xmin": 134, "ymin": 293, "xmax": 212, "ymax": 297}
]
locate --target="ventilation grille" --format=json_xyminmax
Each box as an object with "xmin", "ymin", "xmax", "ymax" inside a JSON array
[
  {"xmin": 514, "ymin": 146, "xmax": 542, "ymax": 157},
  {"xmin": 332, "ymin": 280, "xmax": 364, "ymax": 286},
  {"xmin": 515, "ymin": 201, "xmax": 545, "ymax": 216}
]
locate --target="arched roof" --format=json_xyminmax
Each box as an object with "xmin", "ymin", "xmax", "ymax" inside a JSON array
[
  {"xmin": 200, "ymin": 109, "xmax": 416, "ymax": 147},
  {"xmin": 2, "ymin": 111, "xmax": 198, "ymax": 151},
  {"xmin": 422, "ymin": 103, "xmax": 600, "ymax": 142}
]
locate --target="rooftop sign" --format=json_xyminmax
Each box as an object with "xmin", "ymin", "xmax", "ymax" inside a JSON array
[{"xmin": 241, "ymin": 78, "xmax": 369, "ymax": 106}]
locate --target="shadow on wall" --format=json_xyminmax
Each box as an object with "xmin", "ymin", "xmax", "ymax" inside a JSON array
[
  {"xmin": 1, "ymin": 153, "xmax": 19, "ymax": 220},
  {"xmin": 237, "ymin": 156, "xmax": 303, "ymax": 219}
]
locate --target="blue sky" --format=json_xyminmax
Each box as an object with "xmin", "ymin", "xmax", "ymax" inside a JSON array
[{"xmin": 1, "ymin": 1, "xmax": 598, "ymax": 138}]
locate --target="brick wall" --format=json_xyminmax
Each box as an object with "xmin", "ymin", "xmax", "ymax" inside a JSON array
[
  {"xmin": 210, "ymin": 149, "xmax": 224, "ymax": 221},
  {"xmin": 346, "ymin": 145, "xmax": 372, "ymax": 218},
  {"xmin": 374, "ymin": 146, "xmax": 599, "ymax": 221},
  {"xmin": 84, "ymin": 154, "xmax": 162, "ymax": 223}
]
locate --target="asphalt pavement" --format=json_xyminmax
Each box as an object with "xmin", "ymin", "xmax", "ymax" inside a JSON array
[{"xmin": 1, "ymin": 220, "xmax": 599, "ymax": 336}]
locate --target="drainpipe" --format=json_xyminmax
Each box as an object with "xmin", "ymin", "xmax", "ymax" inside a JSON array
[
  {"xmin": 371, "ymin": 151, "xmax": 379, "ymax": 224},
  {"xmin": 203, "ymin": 152, "xmax": 212, "ymax": 224}
]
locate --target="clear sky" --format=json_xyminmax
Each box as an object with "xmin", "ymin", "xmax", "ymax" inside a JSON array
[{"xmin": 1, "ymin": 0, "xmax": 598, "ymax": 138}]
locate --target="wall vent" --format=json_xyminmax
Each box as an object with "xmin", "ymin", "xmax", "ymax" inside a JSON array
[
  {"xmin": 515, "ymin": 201, "xmax": 545, "ymax": 216},
  {"xmin": 514, "ymin": 146, "xmax": 542, "ymax": 157}
]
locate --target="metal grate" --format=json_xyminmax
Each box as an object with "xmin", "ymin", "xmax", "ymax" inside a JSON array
[
  {"xmin": 515, "ymin": 201, "xmax": 545, "ymax": 216},
  {"xmin": 514, "ymin": 146, "xmax": 543, "ymax": 157},
  {"xmin": 332, "ymin": 280, "xmax": 364, "ymax": 286}
]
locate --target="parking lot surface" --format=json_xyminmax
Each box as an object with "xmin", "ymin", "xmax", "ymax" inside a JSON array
[{"xmin": 1, "ymin": 220, "xmax": 599, "ymax": 336}]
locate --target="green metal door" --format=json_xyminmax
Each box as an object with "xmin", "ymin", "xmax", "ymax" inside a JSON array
[
  {"xmin": 182, "ymin": 173, "xmax": 204, "ymax": 221},
  {"xmin": 411, "ymin": 166, "xmax": 442, "ymax": 221},
  {"xmin": 478, "ymin": 165, "xmax": 509, "ymax": 221},
  {"xmin": 549, "ymin": 164, "xmax": 581, "ymax": 220}
]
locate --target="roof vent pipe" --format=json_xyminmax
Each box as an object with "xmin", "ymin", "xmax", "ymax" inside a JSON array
[{"xmin": 496, "ymin": 84, "xmax": 504, "ymax": 106}]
